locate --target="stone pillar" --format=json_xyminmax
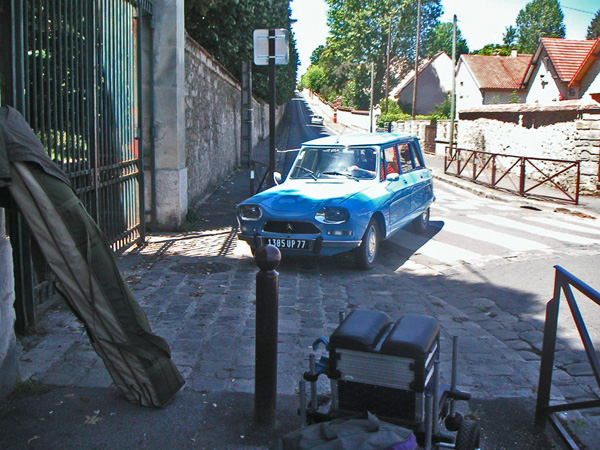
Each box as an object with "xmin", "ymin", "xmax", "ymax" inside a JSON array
[
  {"xmin": 152, "ymin": 0, "xmax": 187, "ymax": 229},
  {"xmin": 0, "ymin": 209, "xmax": 20, "ymax": 399}
]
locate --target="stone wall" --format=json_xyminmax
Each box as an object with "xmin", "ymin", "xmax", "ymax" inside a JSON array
[
  {"xmin": 457, "ymin": 107, "xmax": 600, "ymax": 193},
  {"xmin": 0, "ymin": 210, "xmax": 19, "ymax": 398},
  {"xmin": 185, "ymin": 36, "xmax": 284, "ymax": 210}
]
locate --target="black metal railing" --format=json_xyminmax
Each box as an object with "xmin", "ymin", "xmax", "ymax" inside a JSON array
[
  {"xmin": 444, "ymin": 147, "xmax": 580, "ymax": 205},
  {"xmin": 535, "ymin": 266, "xmax": 600, "ymax": 449},
  {"xmin": 6, "ymin": 0, "xmax": 152, "ymax": 332}
]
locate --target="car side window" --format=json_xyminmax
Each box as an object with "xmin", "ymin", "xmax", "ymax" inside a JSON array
[
  {"xmin": 399, "ymin": 144, "xmax": 415, "ymax": 173},
  {"xmin": 383, "ymin": 146, "xmax": 399, "ymax": 178}
]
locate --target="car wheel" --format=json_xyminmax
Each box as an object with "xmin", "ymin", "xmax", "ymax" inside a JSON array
[
  {"xmin": 412, "ymin": 207, "xmax": 430, "ymax": 234},
  {"xmin": 354, "ymin": 219, "xmax": 379, "ymax": 270}
]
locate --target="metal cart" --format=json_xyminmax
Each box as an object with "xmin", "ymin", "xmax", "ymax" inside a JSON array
[{"xmin": 298, "ymin": 309, "xmax": 480, "ymax": 450}]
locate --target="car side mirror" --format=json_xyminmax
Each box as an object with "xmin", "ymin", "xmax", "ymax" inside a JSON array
[
  {"xmin": 273, "ymin": 171, "xmax": 282, "ymax": 185},
  {"xmin": 386, "ymin": 173, "xmax": 400, "ymax": 181}
]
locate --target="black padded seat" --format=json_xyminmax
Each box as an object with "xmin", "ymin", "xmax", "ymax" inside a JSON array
[
  {"xmin": 329, "ymin": 309, "xmax": 390, "ymax": 352},
  {"xmin": 380, "ymin": 314, "xmax": 439, "ymax": 359}
]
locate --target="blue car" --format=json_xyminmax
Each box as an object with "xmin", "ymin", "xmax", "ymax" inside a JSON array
[{"xmin": 237, "ymin": 133, "xmax": 435, "ymax": 270}]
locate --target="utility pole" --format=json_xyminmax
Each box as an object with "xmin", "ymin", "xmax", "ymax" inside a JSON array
[
  {"xmin": 449, "ymin": 14, "xmax": 457, "ymax": 148},
  {"xmin": 369, "ymin": 62, "xmax": 375, "ymax": 132},
  {"xmin": 384, "ymin": 16, "xmax": 392, "ymax": 113},
  {"xmin": 411, "ymin": 0, "xmax": 421, "ymax": 119}
]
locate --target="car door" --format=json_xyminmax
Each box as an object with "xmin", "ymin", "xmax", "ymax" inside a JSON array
[
  {"xmin": 405, "ymin": 140, "xmax": 433, "ymax": 217},
  {"xmin": 386, "ymin": 144, "xmax": 413, "ymax": 233}
]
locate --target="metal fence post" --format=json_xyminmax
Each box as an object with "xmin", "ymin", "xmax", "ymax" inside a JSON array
[{"xmin": 254, "ymin": 244, "xmax": 281, "ymax": 426}]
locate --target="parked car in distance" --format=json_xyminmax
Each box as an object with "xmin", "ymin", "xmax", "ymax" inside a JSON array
[
  {"xmin": 237, "ymin": 133, "xmax": 434, "ymax": 270},
  {"xmin": 311, "ymin": 114, "xmax": 324, "ymax": 125}
]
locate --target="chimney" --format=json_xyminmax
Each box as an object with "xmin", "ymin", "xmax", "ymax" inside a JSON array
[{"xmin": 511, "ymin": 49, "xmax": 518, "ymax": 57}]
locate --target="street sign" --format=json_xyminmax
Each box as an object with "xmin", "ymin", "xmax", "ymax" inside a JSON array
[{"xmin": 253, "ymin": 29, "xmax": 289, "ymax": 66}]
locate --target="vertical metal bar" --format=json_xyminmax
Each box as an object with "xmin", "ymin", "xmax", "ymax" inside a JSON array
[
  {"xmin": 535, "ymin": 267, "xmax": 562, "ymax": 427},
  {"xmin": 309, "ymin": 354, "xmax": 317, "ymax": 410},
  {"xmin": 136, "ymin": 7, "xmax": 145, "ymax": 243},
  {"xmin": 450, "ymin": 335, "xmax": 458, "ymax": 416},
  {"xmin": 575, "ymin": 161, "xmax": 580, "ymax": 205},
  {"xmin": 299, "ymin": 380, "xmax": 307, "ymax": 427},
  {"xmin": 268, "ymin": 29, "xmax": 276, "ymax": 188},
  {"xmin": 519, "ymin": 157, "xmax": 526, "ymax": 196},
  {"xmin": 58, "ymin": 0, "xmax": 66, "ymax": 176}
]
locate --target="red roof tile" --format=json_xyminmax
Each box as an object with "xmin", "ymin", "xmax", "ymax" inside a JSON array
[
  {"xmin": 461, "ymin": 54, "xmax": 532, "ymax": 90},
  {"xmin": 541, "ymin": 37, "xmax": 597, "ymax": 83}
]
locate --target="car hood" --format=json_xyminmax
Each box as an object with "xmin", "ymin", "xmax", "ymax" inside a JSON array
[{"xmin": 243, "ymin": 181, "xmax": 369, "ymax": 212}]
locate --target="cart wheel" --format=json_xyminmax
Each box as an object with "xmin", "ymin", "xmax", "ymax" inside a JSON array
[{"xmin": 455, "ymin": 419, "xmax": 481, "ymax": 450}]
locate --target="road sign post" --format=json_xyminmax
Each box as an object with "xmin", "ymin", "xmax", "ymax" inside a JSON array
[{"xmin": 253, "ymin": 29, "xmax": 289, "ymax": 188}]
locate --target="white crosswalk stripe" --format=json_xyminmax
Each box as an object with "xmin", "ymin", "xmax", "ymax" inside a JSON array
[
  {"xmin": 440, "ymin": 218, "xmax": 549, "ymax": 252},
  {"xmin": 524, "ymin": 216, "xmax": 600, "ymax": 235},
  {"xmin": 388, "ymin": 229, "xmax": 482, "ymax": 263},
  {"xmin": 472, "ymin": 215, "xmax": 600, "ymax": 246}
]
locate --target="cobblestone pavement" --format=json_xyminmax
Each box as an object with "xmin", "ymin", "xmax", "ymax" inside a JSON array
[{"xmin": 4, "ymin": 130, "xmax": 599, "ymax": 448}]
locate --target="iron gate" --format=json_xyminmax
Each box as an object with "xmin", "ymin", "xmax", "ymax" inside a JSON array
[{"xmin": 3, "ymin": 0, "xmax": 153, "ymax": 332}]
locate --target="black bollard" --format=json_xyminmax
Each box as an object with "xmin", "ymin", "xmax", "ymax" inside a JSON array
[{"xmin": 254, "ymin": 244, "xmax": 281, "ymax": 426}]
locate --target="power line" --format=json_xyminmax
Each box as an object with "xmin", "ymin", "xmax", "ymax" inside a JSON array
[{"xmin": 560, "ymin": 4, "xmax": 595, "ymax": 15}]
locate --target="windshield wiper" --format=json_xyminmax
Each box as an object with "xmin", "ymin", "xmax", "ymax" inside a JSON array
[
  {"xmin": 322, "ymin": 171, "xmax": 359, "ymax": 181},
  {"xmin": 296, "ymin": 166, "xmax": 318, "ymax": 180}
]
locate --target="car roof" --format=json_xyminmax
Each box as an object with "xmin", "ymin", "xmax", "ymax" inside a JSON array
[{"xmin": 302, "ymin": 132, "xmax": 417, "ymax": 147}]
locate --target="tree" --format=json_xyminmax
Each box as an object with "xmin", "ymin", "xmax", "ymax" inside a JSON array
[
  {"xmin": 185, "ymin": 0, "xmax": 298, "ymax": 104},
  {"xmin": 423, "ymin": 22, "xmax": 469, "ymax": 59},
  {"xmin": 514, "ymin": 0, "xmax": 565, "ymax": 54},
  {"xmin": 299, "ymin": 65, "xmax": 327, "ymax": 93},
  {"xmin": 310, "ymin": 45, "xmax": 326, "ymax": 65},
  {"xmin": 587, "ymin": 9, "xmax": 600, "ymax": 39},
  {"xmin": 503, "ymin": 25, "xmax": 517, "ymax": 47},
  {"xmin": 323, "ymin": 0, "xmax": 442, "ymax": 107}
]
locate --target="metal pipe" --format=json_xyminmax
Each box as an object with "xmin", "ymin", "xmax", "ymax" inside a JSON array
[
  {"xmin": 424, "ymin": 391, "xmax": 433, "ymax": 450},
  {"xmin": 450, "ymin": 336, "xmax": 458, "ymax": 417},
  {"xmin": 309, "ymin": 354, "xmax": 318, "ymax": 411},
  {"xmin": 299, "ymin": 380, "xmax": 307, "ymax": 428}
]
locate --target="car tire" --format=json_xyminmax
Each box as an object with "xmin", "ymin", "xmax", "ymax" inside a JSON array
[
  {"xmin": 354, "ymin": 219, "xmax": 380, "ymax": 270},
  {"xmin": 411, "ymin": 207, "xmax": 430, "ymax": 234}
]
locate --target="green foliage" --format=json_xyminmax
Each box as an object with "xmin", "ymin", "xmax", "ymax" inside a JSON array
[
  {"xmin": 185, "ymin": 0, "xmax": 298, "ymax": 104},
  {"xmin": 587, "ymin": 9, "xmax": 600, "ymax": 39},
  {"xmin": 423, "ymin": 22, "xmax": 469, "ymax": 59},
  {"xmin": 515, "ymin": 0, "xmax": 565, "ymax": 54},
  {"xmin": 320, "ymin": 0, "xmax": 443, "ymax": 109},
  {"xmin": 503, "ymin": 26, "xmax": 517, "ymax": 47},
  {"xmin": 509, "ymin": 90, "xmax": 521, "ymax": 104},
  {"xmin": 299, "ymin": 65, "xmax": 327, "ymax": 92},
  {"xmin": 475, "ymin": 44, "xmax": 512, "ymax": 56},
  {"xmin": 310, "ymin": 45, "xmax": 326, "ymax": 65},
  {"xmin": 432, "ymin": 91, "xmax": 452, "ymax": 118}
]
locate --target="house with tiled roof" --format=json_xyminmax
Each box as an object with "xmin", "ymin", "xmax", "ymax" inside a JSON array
[
  {"xmin": 455, "ymin": 51, "xmax": 532, "ymax": 111},
  {"xmin": 522, "ymin": 37, "xmax": 599, "ymax": 104}
]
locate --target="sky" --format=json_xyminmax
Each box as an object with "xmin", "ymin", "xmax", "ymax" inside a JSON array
[{"xmin": 290, "ymin": 0, "xmax": 600, "ymax": 76}]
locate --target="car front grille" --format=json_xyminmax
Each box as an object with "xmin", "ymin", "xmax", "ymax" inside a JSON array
[{"xmin": 263, "ymin": 220, "xmax": 321, "ymax": 235}]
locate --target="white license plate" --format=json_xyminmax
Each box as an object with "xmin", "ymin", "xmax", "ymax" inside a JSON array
[{"xmin": 266, "ymin": 238, "xmax": 309, "ymax": 250}]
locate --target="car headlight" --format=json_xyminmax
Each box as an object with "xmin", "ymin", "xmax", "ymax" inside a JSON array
[
  {"xmin": 315, "ymin": 206, "xmax": 349, "ymax": 224},
  {"xmin": 238, "ymin": 204, "xmax": 262, "ymax": 220}
]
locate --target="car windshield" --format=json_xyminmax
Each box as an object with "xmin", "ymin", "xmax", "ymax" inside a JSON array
[{"xmin": 289, "ymin": 147, "xmax": 377, "ymax": 180}]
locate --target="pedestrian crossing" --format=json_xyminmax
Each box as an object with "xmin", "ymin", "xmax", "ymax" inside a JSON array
[{"xmin": 385, "ymin": 185, "xmax": 600, "ymax": 272}]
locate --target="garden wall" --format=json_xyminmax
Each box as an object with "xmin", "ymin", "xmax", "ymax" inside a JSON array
[
  {"xmin": 457, "ymin": 104, "xmax": 600, "ymax": 193},
  {"xmin": 185, "ymin": 36, "xmax": 285, "ymax": 210}
]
